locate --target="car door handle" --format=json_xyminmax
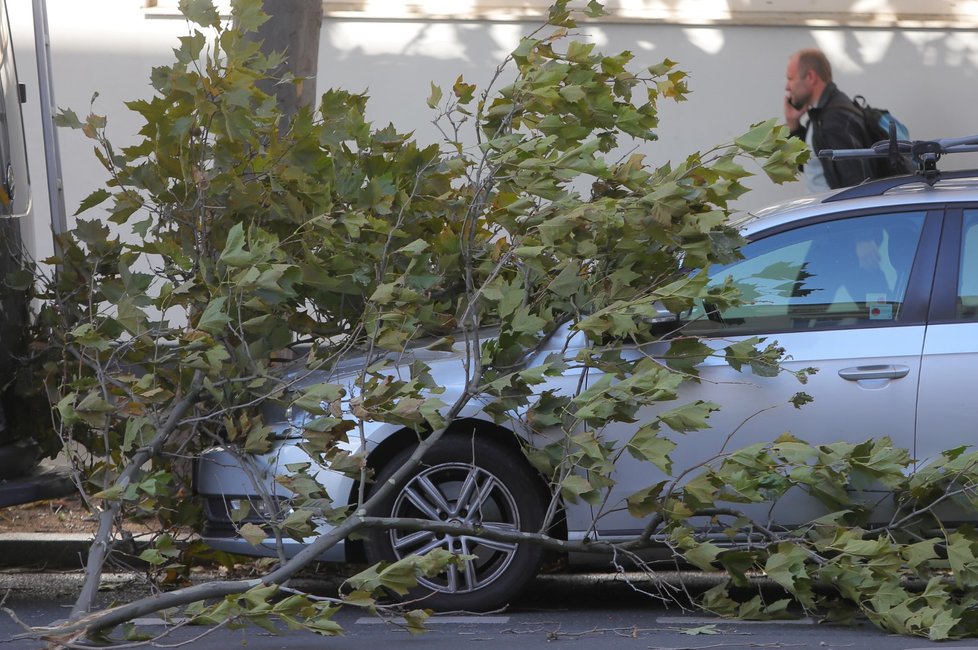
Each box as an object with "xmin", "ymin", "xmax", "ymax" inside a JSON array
[{"xmin": 838, "ymin": 365, "xmax": 910, "ymax": 381}]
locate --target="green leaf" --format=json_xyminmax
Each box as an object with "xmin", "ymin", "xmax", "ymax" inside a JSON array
[
  {"xmin": 231, "ymin": 0, "xmax": 270, "ymax": 32},
  {"xmin": 122, "ymin": 623, "xmax": 155, "ymax": 642},
  {"xmin": 453, "ymin": 75, "xmax": 476, "ymax": 104},
  {"xmin": 648, "ymin": 58, "xmax": 677, "ymax": 77},
  {"xmin": 397, "ymin": 238, "xmax": 429, "ymax": 255},
  {"xmin": 427, "ymin": 82, "xmax": 443, "ymax": 109},
  {"xmin": 684, "ymin": 542, "xmax": 722, "ymax": 571},
  {"xmin": 928, "ymin": 608, "xmax": 960, "ymax": 641},
  {"xmin": 734, "ymin": 119, "xmax": 779, "ymax": 153},
  {"xmin": 76, "ymin": 392, "xmax": 114, "ymax": 414},
  {"xmin": 558, "ymin": 85, "xmax": 586, "ymax": 103},
  {"xmin": 903, "ymin": 540, "xmax": 938, "ymax": 570},
  {"xmin": 425, "ymin": 336, "xmax": 456, "ymax": 352},
  {"xmin": 625, "ymin": 482, "xmax": 664, "ymax": 517},
  {"xmin": 790, "ymin": 392, "xmax": 813, "ymax": 409},
  {"xmin": 197, "ymin": 297, "xmax": 230, "ymax": 334},
  {"xmin": 625, "ymin": 424, "xmax": 675, "ymax": 474},
  {"xmin": 663, "ymin": 337, "xmax": 712, "ymax": 375},
  {"xmin": 307, "ymin": 614, "xmax": 345, "ymax": 636},
  {"xmin": 547, "ymin": 0, "xmax": 574, "ymax": 26},
  {"xmin": 347, "ymin": 559, "xmax": 417, "ymax": 597},
  {"xmin": 74, "ymin": 189, "xmax": 112, "ymax": 216},
  {"xmin": 548, "ymin": 263, "xmax": 582, "ymax": 298},
  {"xmin": 175, "ymin": 32, "xmax": 207, "ymax": 64},
  {"xmin": 179, "ymin": 0, "xmax": 221, "ymax": 27},
  {"xmin": 510, "ymin": 307, "xmax": 547, "ymax": 335},
  {"xmin": 947, "ymin": 532, "xmax": 978, "ymax": 588},
  {"xmin": 5, "ymin": 268, "xmax": 33, "ymax": 291},
  {"xmin": 402, "ymin": 609, "xmax": 430, "ymax": 635},
  {"xmin": 585, "ymin": 1, "xmax": 608, "ymax": 17},
  {"xmin": 73, "ymin": 218, "xmax": 111, "ymax": 246},
  {"xmin": 92, "ymin": 483, "xmax": 126, "ymax": 501},
  {"xmin": 294, "ymin": 383, "xmax": 346, "ymax": 415},
  {"xmin": 54, "ymin": 108, "xmax": 83, "ymax": 129},
  {"xmin": 70, "ymin": 324, "xmax": 112, "ymax": 352},
  {"xmin": 108, "ymin": 193, "xmax": 142, "ymax": 225},
  {"xmin": 138, "ymin": 548, "xmax": 166, "ymax": 566},
  {"xmin": 566, "ymin": 41, "xmax": 595, "ymax": 63},
  {"xmin": 658, "ymin": 400, "xmax": 719, "ymax": 433},
  {"xmin": 369, "ymin": 282, "xmax": 397, "ymax": 305},
  {"xmin": 514, "ymin": 245, "xmax": 545, "ymax": 258},
  {"xmin": 219, "ymin": 223, "xmax": 253, "ymax": 267},
  {"xmin": 512, "ymin": 38, "xmax": 537, "ymax": 63},
  {"xmin": 560, "ymin": 473, "xmax": 599, "ymax": 505},
  {"xmin": 763, "ymin": 544, "xmax": 812, "ymax": 598},
  {"xmin": 239, "ymin": 523, "xmax": 267, "ymax": 547},
  {"xmin": 122, "ymin": 417, "xmax": 152, "ymax": 453}
]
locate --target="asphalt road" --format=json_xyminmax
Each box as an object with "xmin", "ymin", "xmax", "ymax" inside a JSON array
[{"xmin": 3, "ymin": 571, "xmax": 978, "ymax": 649}]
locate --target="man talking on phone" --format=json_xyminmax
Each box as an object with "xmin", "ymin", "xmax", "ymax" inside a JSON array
[{"xmin": 784, "ymin": 48, "xmax": 873, "ymax": 192}]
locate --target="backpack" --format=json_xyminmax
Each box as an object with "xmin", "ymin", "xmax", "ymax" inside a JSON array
[{"xmin": 852, "ymin": 95, "xmax": 914, "ymax": 178}]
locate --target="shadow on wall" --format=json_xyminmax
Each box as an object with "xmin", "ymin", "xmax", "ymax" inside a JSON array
[{"xmin": 318, "ymin": 16, "xmax": 978, "ymax": 208}]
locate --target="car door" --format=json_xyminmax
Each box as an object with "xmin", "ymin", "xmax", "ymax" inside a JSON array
[
  {"xmin": 916, "ymin": 206, "xmax": 978, "ymax": 523},
  {"xmin": 577, "ymin": 208, "xmax": 941, "ymax": 538}
]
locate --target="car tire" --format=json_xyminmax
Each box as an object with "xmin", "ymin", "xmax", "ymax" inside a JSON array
[{"xmin": 364, "ymin": 434, "xmax": 548, "ymax": 611}]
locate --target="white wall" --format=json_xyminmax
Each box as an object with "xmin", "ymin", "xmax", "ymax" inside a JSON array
[
  {"xmin": 8, "ymin": 1, "xmax": 978, "ymax": 261},
  {"xmin": 8, "ymin": 1, "xmax": 185, "ymax": 263},
  {"xmin": 319, "ymin": 18, "xmax": 978, "ymax": 210}
]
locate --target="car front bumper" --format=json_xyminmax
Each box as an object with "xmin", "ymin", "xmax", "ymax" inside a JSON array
[{"xmin": 195, "ymin": 442, "xmax": 355, "ymax": 563}]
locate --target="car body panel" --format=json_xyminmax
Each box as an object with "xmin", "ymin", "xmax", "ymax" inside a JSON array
[
  {"xmin": 917, "ymin": 322, "xmax": 978, "ymax": 466},
  {"xmin": 916, "ymin": 206, "xmax": 978, "ymax": 481},
  {"xmin": 586, "ymin": 326, "xmax": 924, "ymax": 535}
]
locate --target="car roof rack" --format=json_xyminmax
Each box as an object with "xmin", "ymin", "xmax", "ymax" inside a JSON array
[{"xmin": 818, "ymin": 130, "xmax": 978, "ymax": 203}]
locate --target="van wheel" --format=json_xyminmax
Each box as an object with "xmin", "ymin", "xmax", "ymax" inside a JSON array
[{"xmin": 364, "ymin": 435, "xmax": 547, "ymax": 611}]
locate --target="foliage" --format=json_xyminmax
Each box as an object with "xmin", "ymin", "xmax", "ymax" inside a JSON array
[
  {"xmin": 680, "ymin": 438, "xmax": 978, "ymax": 641},
  {"xmin": 50, "ymin": 0, "xmax": 978, "ymax": 644}
]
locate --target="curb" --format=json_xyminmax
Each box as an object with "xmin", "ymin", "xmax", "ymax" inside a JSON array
[
  {"xmin": 0, "ymin": 532, "xmax": 188, "ymax": 569},
  {"xmin": 0, "ymin": 533, "xmax": 95, "ymax": 569}
]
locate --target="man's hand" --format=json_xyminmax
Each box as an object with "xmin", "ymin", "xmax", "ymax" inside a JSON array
[{"xmin": 784, "ymin": 95, "xmax": 806, "ymax": 132}]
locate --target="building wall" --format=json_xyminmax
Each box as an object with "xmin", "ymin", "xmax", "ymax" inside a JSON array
[{"xmin": 7, "ymin": 1, "xmax": 978, "ymax": 261}]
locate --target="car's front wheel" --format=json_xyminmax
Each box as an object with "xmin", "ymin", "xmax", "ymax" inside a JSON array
[{"xmin": 364, "ymin": 435, "xmax": 547, "ymax": 611}]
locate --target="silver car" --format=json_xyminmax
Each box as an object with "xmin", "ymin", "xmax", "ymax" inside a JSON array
[{"xmin": 196, "ymin": 172, "xmax": 978, "ymax": 610}]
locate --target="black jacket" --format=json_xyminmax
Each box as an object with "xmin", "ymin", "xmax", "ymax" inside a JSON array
[{"xmin": 790, "ymin": 83, "xmax": 873, "ymax": 189}]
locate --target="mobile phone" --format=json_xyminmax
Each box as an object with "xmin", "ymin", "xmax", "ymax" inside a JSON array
[{"xmin": 787, "ymin": 96, "xmax": 805, "ymax": 110}]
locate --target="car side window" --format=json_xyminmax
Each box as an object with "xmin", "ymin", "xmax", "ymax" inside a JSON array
[
  {"xmin": 957, "ymin": 211, "xmax": 978, "ymax": 319},
  {"xmin": 682, "ymin": 211, "xmax": 926, "ymax": 334}
]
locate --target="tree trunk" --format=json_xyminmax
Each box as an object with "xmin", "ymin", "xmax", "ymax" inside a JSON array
[{"xmin": 246, "ymin": 0, "xmax": 322, "ymax": 122}]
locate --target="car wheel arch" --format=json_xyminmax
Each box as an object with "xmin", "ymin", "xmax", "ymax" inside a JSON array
[{"xmin": 343, "ymin": 417, "xmax": 566, "ymax": 562}]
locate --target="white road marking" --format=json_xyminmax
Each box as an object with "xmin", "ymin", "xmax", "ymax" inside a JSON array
[
  {"xmin": 133, "ymin": 615, "xmax": 509, "ymax": 628},
  {"xmin": 355, "ymin": 616, "xmax": 510, "ymax": 625},
  {"xmin": 656, "ymin": 616, "xmax": 817, "ymax": 626},
  {"xmin": 132, "ymin": 617, "xmax": 188, "ymax": 626}
]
